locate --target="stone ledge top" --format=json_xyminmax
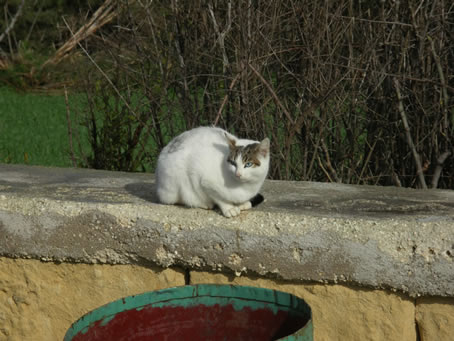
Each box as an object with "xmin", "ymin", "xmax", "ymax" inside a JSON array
[{"xmin": 0, "ymin": 164, "xmax": 453, "ymax": 297}]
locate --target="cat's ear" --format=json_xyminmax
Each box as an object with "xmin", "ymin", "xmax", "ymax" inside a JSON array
[
  {"xmin": 224, "ymin": 133, "xmax": 236, "ymax": 150},
  {"xmin": 259, "ymin": 138, "xmax": 270, "ymax": 157}
]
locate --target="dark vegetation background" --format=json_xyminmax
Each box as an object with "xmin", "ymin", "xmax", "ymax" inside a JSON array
[{"xmin": 1, "ymin": 0, "xmax": 453, "ymax": 189}]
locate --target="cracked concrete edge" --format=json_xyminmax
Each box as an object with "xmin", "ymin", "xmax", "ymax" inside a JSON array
[{"xmin": 0, "ymin": 164, "xmax": 453, "ymax": 297}]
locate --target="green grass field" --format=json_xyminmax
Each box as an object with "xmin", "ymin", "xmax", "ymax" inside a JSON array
[{"xmin": 0, "ymin": 87, "xmax": 88, "ymax": 167}]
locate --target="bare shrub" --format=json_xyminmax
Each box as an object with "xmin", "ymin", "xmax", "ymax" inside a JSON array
[{"xmin": 73, "ymin": 0, "xmax": 453, "ymax": 188}]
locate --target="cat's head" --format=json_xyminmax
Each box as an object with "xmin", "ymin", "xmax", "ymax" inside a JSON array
[{"xmin": 225, "ymin": 133, "xmax": 270, "ymax": 182}]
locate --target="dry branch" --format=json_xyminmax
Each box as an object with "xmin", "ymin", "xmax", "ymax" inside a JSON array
[
  {"xmin": 42, "ymin": 0, "xmax": 119, "ymax": 68},
  {"xmin": 321, "ymin": 139, "xmax": 340, "ymax": 182},
  {"xmin": 64, "ymin": 86, "xmax": 77, "ymax": 168},
  {"xmin": 213, "ymin": 73, "xmax": 241, "ymax": 126},
  {"xmin": 431, "ymin": 151, "xmax": 451, "ymax": 189},
  {"xmin": 248, "ymin": 63, "xmax": 295, "ymax": 125},
  {"xmin": 60, "ymin": 16, "xmax": 147, "ymax": 132},
  {"xmin": 428, "ymin": 36, "xmax": 450, "ymax": 134},
  {"xmin": 0, "ymin": 0, "xmax": 25, "ymax": 45},
  {"xmin": 393, "ymin": 78, "xmax": 427, "ymax": 189},
  {"xmin": 208, "ymin": 1, "xmax": 232, "ymax": 74}
]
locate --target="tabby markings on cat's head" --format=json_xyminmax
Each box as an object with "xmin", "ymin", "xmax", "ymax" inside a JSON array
[{"xmin": 225, "ymin": 133, "xmax": 269, "ymax": 181}]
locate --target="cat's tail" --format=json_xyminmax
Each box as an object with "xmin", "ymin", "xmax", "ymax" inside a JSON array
[{"xmin": 250, "ymin": 193, "xmax": 265, "ymax": 207}]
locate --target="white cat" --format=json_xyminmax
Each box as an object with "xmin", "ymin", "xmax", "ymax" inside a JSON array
[{"xmin": 156, "ymin": 126, "xmax": 270, "ymax": 217}]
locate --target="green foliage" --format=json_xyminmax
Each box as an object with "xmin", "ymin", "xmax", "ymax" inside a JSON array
[
  {"xmin": 0, "ymin": 87, "xmax": 89, "ymax": 167},
  {"xmin": 80, "ymin": 76, "xmax": 157, "ymax": 172},
  {"xmin": 0, "ymin": 43, "xmax": 48, "ymax": 89}
]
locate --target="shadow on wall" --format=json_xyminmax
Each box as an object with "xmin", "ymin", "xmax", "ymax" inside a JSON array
[
  {"xmin": 125, "ymin": 182, "xmax": 266, "ymax": 210},
  {"xmin": 124, "ymin": 183, "xmax": 158, "ymax": 203}
]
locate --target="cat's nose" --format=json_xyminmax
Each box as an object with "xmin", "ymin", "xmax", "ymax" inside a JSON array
[{"xmin": 235, "ymin": 171, "xmax": 242, "ymax": 178}]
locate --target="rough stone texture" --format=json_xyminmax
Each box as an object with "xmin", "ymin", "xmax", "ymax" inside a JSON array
[
  {"xmin": 0, "ymin": 164, "xmax": 453, "ymax": 297},
  {"xmin": 0, "ymin": 257, "xmax": 185, "ymax": 341},
  {"xmin": 191, "ymin": 271, "xmax": 416, "ymax": 341},
  {"xmin": 415, "ymin": 297, "xmax": 454, "ymax": 341}
]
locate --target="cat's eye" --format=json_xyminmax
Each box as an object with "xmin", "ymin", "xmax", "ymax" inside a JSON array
[
  {"xmin": 244, "ymin": 162, "xmax": 253, "ymax": 168},
  {"xmin": 228, "ymin": 159, "xmax": 236, "ymax": 166}
]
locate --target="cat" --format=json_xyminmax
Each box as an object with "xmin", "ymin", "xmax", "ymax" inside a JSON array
[{"xmin": 155, "ymin": 126, "xmax": 270, "ymax": 217}]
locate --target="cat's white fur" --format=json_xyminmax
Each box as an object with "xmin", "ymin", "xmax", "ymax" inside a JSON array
[{"xmin": 156, "ymin": 126, "xmax": 270, "ymax": 217}]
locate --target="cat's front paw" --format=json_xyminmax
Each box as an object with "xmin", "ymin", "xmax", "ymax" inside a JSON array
[
  {"xmin": 238, "ymin": 201, "xmax": 252, "ymax": 211},
  {"xmin": 222, "ymin": 206, "xmax": 241, "ymax": 218}
]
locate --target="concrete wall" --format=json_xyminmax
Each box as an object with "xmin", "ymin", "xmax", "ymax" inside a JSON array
[{"xmin": 1, "ymin": 164, "xmax": 453, "ymax": 340}]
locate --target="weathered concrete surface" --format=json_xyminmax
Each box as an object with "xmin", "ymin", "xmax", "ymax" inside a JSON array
[
  {"xmin": 191, "ymin": 271, "xmax": 416, "ymax": 341},
  {"xmin": 0, "ymin": 257, "xmax": 185, "ymax": 341},
  {"xmin": 1, "ymin": 164, "xmax": 453, "ymax": 297}
]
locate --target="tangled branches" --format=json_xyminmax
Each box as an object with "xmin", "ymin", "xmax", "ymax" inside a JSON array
[{"xmin": 75, "ymin": 0, "xmax": 453, "ymax": 188}]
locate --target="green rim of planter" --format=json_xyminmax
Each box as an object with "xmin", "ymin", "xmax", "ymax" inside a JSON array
[{"xmin": 64, "ymin": 284, "xmax": 312, "ymax": 341}]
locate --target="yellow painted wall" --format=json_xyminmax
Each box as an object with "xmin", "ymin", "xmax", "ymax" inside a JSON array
[{"xmin": 1, "ymin": 258, "xmax": 453, "ymax": 341}]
